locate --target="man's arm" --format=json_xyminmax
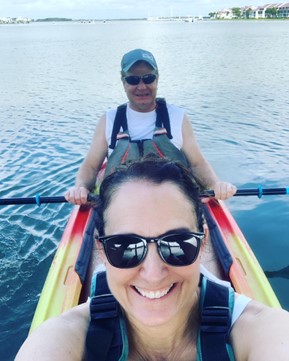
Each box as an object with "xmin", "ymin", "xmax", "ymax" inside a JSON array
[
  {"xmin": 65, "ymin": 115, "xmax": 108, "ymax": 204},
  {"xmin": 181, "ymin": 114, "xmax": 236, "ymax": 200}
]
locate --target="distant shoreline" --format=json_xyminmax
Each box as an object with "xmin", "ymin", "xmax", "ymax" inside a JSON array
[
  {"xmin": 1, "ymin": 17, "xmax": 288, "ymax": 25},
  {"xmin": 34, "ymin": 17, "xmax": 289, "ymax": 22},
  {"xmin": 37, "ymin": 17, "xmax": 288, "ymax": 21}
]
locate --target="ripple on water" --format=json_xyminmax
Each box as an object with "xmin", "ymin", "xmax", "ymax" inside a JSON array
[{"xmin": 0, "ymin": 201, "xmax": 71, "ymax": 353}]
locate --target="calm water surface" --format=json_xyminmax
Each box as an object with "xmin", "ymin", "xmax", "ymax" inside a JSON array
[{"xmin": 1, "ymin": 20, "xmax": 289, "ymax": 360}]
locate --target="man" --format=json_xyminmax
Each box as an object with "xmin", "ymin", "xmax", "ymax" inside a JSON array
[{"xmin": 65, "ymin": 48, "xmax": 236, "ymax": 204}]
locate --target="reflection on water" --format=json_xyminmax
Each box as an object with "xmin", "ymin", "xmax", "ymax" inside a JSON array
[
  {"xmin": 1, "ymin": 20, "xmax": 289, "ymax": 360},
  {"xmin": 265, "ymin": 265, "xmax": 289, "ymax": 280}
]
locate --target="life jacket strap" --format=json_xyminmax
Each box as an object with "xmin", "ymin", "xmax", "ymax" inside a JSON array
[
  {"xmin": 198, "ymin": 277, "xmax": 235, "ymax": 361},
  {"xmin": 109, "ymin": 104, "xmax": 128, "ymax": 149},
  {"xmin": 155, "ymin": 98, "xmax": 172, "ymax": 139},
  {"xmin": 85, "ymin": 272, "xmax": 124, "ymax": 361},
  {"xmin": 109, "ymin": 98, "xmax": 171, "ymax": 150}
]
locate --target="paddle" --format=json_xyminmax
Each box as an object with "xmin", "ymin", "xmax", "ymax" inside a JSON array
[
  {"xmin": 200, "ymin": 187, "xmax": 289, "ymax": 198},
  {"xmin": 0, "ymin": 187, "xmax": 288, "ymax": 206},
  {"xmin": 0, "ymin": 194, "xmax": 98, "ymax": 206}
]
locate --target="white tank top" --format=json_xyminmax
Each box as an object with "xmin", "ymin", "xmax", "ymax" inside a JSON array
[{"xmin": 105, "ymin": 102, "xmax": 184, "ymax": 155}]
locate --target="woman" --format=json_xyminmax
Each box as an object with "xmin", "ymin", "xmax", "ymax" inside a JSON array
[{"xmin": 16, "ymin": 157, "xmax": 289, "ymax": 361}]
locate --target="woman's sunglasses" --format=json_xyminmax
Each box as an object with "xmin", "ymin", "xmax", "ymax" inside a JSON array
[
  {"xmin": 98, "ymin": 232, "xmax": 204, "ymax": 269},
  {"xmin": 124, "ymin": 73, "xmax": 157, "ymax": 86}
]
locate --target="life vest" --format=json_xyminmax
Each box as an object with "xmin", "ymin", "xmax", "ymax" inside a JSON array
[
  {"xmin": 85, "ymin": 272, "xmax": 236, "ymax": 361},
  {"xmin": 104, "ymin": 98, "xmax": 190, "ymax": 176}
]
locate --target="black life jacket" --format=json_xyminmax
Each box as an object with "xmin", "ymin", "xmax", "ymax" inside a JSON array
[
  {"xmin": 104, "ymin": 98, "xmax": 189, "ymax": 176},
  {"xmin": 85, "ymin": 272, "xmax": 235, "ymax": 361}
]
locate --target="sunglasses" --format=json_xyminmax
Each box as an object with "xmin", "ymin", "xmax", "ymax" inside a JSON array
[
  {"xmin": 98, "ymin": 232, "xmax": 204, "ymax": 269},
  {"xmin": 124, "ymin": 73, "xmax": 157, "ymax": 86}
]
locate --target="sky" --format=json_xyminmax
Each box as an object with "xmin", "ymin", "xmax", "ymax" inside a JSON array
[{"xmin": 0, "ymin": 0, "xmax": 275, "ymax": 20}]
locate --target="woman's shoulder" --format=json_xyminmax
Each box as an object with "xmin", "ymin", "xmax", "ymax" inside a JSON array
[
  {"xmin": 37, "ymin": 302, "xmax": 90, "ymax": 342},
  {"xmin": 231, "ymin": 300, "xmax": 289, "ymax": 360},
  {"xmin": 15, "ymin": 303, "xmax": 90, "ymax": 361},
  {"xmin": 60, "ymin": 301, "xmax": 90, "ymax": 324}
]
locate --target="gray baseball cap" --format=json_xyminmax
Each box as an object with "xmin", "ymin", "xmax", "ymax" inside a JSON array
[{"xmin": 121, "ymin": 49, "xmax": 158, "ymax": 73}]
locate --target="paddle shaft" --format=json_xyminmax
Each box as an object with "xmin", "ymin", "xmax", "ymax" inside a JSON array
[
  {"xmin": 200, "ymin": 187, "xmax": 289, "ymax": 198},
  {"xmin": 0, "ymin": 187, "xmax": 288, "ymax": 205},
  {"xmin": 0, "ymin": 196, "xmax": 66, "ymax": 206},
  {"xmin": 0, "ymin": 194, "xmax": 97, "ymax": 206}
]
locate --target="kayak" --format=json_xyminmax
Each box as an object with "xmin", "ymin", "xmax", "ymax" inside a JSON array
[
  {"xmin": 29, "ymin": 194, "xmax": 281, "ymax": 333},
  {"xmin": 204, "ymin": 199, "xmax": 280, "ymax": 306}
]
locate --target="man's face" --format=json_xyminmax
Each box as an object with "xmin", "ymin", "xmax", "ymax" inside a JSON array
[{"xmin": 122, "ymin": 61, "xmax": 158, "ymax": 112}]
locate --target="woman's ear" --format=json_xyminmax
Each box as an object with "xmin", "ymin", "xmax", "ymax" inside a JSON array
[
  {"xmin": 95, "ymin": 237, "xmax": 106, "ymax": 263},
  {"xmin": 204, "ymin": 223, "xmax": 209, "ymax": 242},
  {"xmin": 200, "ymin": 223, "xmax": 209, "ymax": 253}
]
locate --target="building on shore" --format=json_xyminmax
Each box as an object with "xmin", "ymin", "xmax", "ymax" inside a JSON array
[
  {"xmin": 213, "ymin": 2, "xmax": 289, "ymax": 19},
  {"xmin": 0, "ymin": 16, "xmax": 32, "ymax": 24}
]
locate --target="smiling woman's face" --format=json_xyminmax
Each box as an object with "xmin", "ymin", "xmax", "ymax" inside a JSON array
[
  {"xmin": 122, "ymin": 61, "xmax": 158, "ymax": 112},
  {"xmin": 98, "ymin": 179, "xmax": 204, "ymax": 329}
]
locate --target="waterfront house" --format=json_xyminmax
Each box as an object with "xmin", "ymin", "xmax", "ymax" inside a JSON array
[
  {"xmin": 0, "ymin": 16, "xmax": 31, "ymax": 24},
  {"xmin": 278, "ymin": 2, "xmax": 289, "ymax": 16},
  {"xmin": 215, "ymin": 2, "xmax": 289, "ymax": 19}
]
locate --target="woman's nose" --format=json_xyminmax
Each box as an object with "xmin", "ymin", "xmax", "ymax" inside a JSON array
[{"xmin": 139, "ymin": 244, "xmax": 168, "ymax": 280}]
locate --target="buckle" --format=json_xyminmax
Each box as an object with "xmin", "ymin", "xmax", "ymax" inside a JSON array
[
  {"xmin": 201, "ymin": 306, "xmax": 231, "ymax": 333},
  {"xmin": 91, "ymin": 294, "xmax": 120, "ymax": 319}
]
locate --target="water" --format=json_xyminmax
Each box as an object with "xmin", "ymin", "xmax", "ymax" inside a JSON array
[{"xmin": 1, "ymin": 20, "xmax": 289, "ymax": 359}]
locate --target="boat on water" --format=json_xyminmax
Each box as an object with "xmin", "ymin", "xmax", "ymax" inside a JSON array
[{"xmin": 29, "ymin": 184, "xmax": 281, "ymax": 333}]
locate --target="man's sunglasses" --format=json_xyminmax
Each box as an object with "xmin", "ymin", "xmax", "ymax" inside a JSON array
[
  {"xmin": 124, "ymin": 74, "xmax": 157, "ymax": 86},
  {"xmin": 98, "ymin": 232, "xmax": 204, "ymax": 269}
]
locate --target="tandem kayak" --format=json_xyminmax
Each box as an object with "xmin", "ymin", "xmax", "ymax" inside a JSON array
[{"xmin": 29, "ymin": 196, "xmax": 281, "ymax": 334}]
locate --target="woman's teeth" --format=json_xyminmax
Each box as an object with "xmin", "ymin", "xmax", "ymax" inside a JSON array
[{"xmin": 135, "ymin": 284, "xmax": 174, "ymax": 299}]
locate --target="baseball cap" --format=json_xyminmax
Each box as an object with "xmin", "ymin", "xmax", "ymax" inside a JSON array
[{"xmin": 121, "ymin": 49, "xmax": 158, "ymax": 73}]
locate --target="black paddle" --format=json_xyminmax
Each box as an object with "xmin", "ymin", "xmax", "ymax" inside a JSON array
[
  {"xmin": 200, "ymin": 187, "xmax": 289, "ymax": 198},
  {"xmin": 0, "ymin": 187, "xmax": 288, "ymax": 206},
  {"xmin": 0, "ymin": 194, "xmax": 98, "ymax": 206}
]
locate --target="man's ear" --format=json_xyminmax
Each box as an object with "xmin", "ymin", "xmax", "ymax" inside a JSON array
[{"xmin": 121, "ymin": 73, "xmax": 126, "ymax": 86}]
